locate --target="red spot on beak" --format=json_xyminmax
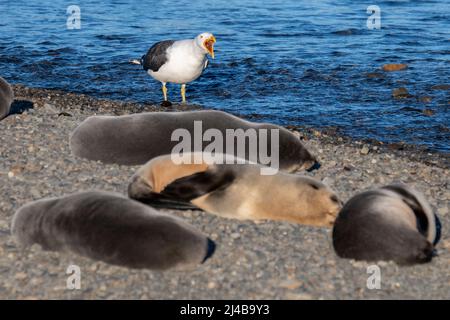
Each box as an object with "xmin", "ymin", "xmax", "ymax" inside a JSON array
[{"xmin": 203, "ymin": 36, "xmax": 216, "ymax": 58}]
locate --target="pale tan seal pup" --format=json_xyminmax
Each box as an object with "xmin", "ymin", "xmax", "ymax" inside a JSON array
[
  {"xmin": 11, "ymin": 191, "xmax": 216, "ymax": 270},
  {"xmin": 0, "ymin": 76, "xmax": 14, "ymax": 120},
  {"xmin": 128, "ymin": 153, "xmax": 342, "ymax": 227},
  {"xmin": 69, "ymin": 110, "xmax": 319, "ymax": 172},
  {"xmin": 332, "ymin": 184, "xmax": 442, "ymax": 265}
]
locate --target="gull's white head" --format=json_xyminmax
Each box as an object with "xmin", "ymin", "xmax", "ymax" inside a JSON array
[{"xmin": 195, "ymin": 32, "xmax": 216, "ymax": 58}]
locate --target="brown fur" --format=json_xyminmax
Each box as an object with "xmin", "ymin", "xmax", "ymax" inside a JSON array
[
  {"xmin": 136, "ymin": 155, "xmax": 209, "ymax": 193},
  {"xmin": 129, "ymin": 153, "xmax": 342, "ymax": 227}
]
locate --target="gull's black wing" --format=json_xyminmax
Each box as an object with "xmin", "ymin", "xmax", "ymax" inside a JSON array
[{"xmin": 142, "ymin": 40, "xmax": 175, "ymax": 72}]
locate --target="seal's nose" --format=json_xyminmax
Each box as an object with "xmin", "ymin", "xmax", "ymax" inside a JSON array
[
  {"xmin": 307, "ymin": 161, "xmax": 321, "ymax": 172},
  {"xmin": 202, "ymin": 238, "xmax": 216, "ymax": 263}
]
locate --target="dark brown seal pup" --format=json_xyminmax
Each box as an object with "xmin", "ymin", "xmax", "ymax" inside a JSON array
[
  {"xmin": 69, "ymin": 110, "xmax": 318, "ymax": 172},
  {"xmin": 11, "ymin": 191, "xmax": 215, "ymax": 270},
  {"xmin": 128, "ymin": 153, "xmax": 342, "ymax": 227},
  {"xmin": 332, "ymin": 184, "xmax": 442, "ymax": 265},
  {"xmin": 0, "ymin": 76, "xmax": 14, "ymax": 120}
]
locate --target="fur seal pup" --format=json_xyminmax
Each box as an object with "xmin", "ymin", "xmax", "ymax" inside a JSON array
[
  {"xmin": 11, "ymin": 191, "xmax": 216, "ymax": 270},
  {"xmin": 128, "ymin": 153, "xmax": 342, "ymax": 227},
  {"xmin": 69, "ymin": 110, "xmax": 318, "ymax": 172},
  {"xmin": 332, "ymin": 184, "xmax": 442, "ymax": 265},
  {"xmin": 0, "ymin": 76, "xmax": 14, "ymax": 120}
]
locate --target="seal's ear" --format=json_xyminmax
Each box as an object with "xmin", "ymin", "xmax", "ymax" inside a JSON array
[{"xmin": 161, "ymin": 168, "xmax": 236, "ymax": 202}]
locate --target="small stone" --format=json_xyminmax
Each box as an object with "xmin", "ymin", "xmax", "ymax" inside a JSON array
[
  {"xmin": 279, "ymin": 280, "xmax": 302, "ymax": 290},
  {"xmin": 437, "ymin": 207, "xmax": 448, "ymax": 216},
  {"xmin": 58, "ymin": 112, "xmax": 72, "ymax": 117},
  {"xmin": 30, "ymin": 188, "xmax": 41, "ymax": 198},
  {"xmin": 350, "ymin": 260, "xmax": 366, "ymax": 268},
  {"xmin": 285, "ymin": 292, "xmax": 313, "ymax": 300},
  {"xmin": 230, "ymin": 232, "xmax": 240, "ymax": 239},
  {"xmin": 360, "ymin": 146, "xmax": 370, "ymax": 155},
  {"xmin": 15, "ymin": 272, "xmax": 28, "ymax": 280},
  {"xmin": 160, "ymin": 101, "xmax": 172, "ymax": 107},
  {"xmin": 343, "ymin": 164, "xmax": 355, "ymax": 171},
  {"xmin": 9, "ymin": 165, "xmax": 25, "ymax": 176}
]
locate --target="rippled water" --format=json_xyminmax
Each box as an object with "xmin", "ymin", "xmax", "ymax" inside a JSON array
[{"xmin": 0, "ymin": 0, "xmax": 449, "ymax": 152}]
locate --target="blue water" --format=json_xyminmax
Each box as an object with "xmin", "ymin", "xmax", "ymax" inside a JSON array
[{"xmin": 1, "ymin": 0, "xmax": 449, "ymax": 152}]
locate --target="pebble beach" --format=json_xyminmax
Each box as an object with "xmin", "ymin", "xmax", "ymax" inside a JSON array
[{"xmin": 0, "ymin": 85, "xmax": 448, "ymax": 299}]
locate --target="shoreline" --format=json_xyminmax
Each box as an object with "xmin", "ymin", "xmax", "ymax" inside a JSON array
[
  {"xmin": 0, "ymin": 84, "xmax": 449, "ymax": 299},
  {"xmin": 9, "ymin": 84, "xmax": 449, "ymax": 169}
]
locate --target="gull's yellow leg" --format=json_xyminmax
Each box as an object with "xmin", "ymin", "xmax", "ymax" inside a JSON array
[
  {"xmin": 181, "ymin": 84, "xmax": 186, "ymax": 103},
  {"xmin": 162, "ymin": 83, "xmax": 168, "ymax": 101}
]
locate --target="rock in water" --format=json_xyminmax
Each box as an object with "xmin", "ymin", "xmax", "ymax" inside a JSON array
[
  {"xmin": 430, "ymin": 84, "xmax": 450, "ymax": 91},
  {"xmin": 382, "ymin": 64, "xmax": 408, "ymax": 72},
  {"xmin": 392, "ymin": 87, "xmax": 411, "ymax": 99}
]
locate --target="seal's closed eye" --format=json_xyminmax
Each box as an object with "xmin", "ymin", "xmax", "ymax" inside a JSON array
[{"xmin": 309, "ymin": 183, "xmax": 319, "ymax": 190}]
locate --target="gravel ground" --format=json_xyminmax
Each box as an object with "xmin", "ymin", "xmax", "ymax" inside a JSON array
[{"xmin": 0, "ymin": 85, "xmax": 448, "ymax": 299}]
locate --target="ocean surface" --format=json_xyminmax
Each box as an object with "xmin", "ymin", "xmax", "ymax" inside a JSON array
[{"xmin": 0, "ymin": 0, "xmax": 449, "ymax": 152}]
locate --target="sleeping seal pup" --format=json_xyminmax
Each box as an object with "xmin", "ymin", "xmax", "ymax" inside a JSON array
[
  {"xmin": 11, "ymin": 191, "xmax": 216, "ymax": 270},
  {"xmin": 69, "ymin": 110, "xmax": 318, "ymax": 172},
  {"xmin": 0, "ymin": 76, "xmax": 14, "ymax": 120},
  {"xmin": 332, "ymin": 184, "xmax": 442, "ymax": 265},
  {"xmin": 128, "ymin": 153, "xmax": 342, "ymax": 227}
]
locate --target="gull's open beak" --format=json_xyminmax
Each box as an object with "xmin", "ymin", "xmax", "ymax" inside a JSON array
[{"xmin": 204, "ymin": 35, "xmax": 216, "ymax": 58}]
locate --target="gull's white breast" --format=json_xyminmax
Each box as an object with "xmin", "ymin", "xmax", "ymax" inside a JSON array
[{"xmin": 149, "ymin": 40, "xmax": 206, "ymax": 84}]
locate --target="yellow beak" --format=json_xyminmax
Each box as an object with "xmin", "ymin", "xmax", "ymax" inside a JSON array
[{"xmin": 204, "ymin": 35, "xmax": 216, "ymax": 59}]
